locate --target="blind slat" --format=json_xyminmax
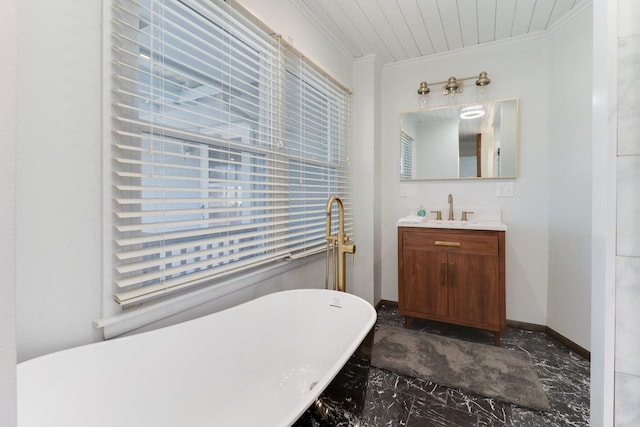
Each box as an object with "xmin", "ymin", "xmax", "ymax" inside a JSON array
[
  {"xmin": 114, "ymin": 252, "xmax": 290, "ymax": 305},
  {"xmin": 115, "ymin": 219, "xmax": 291, "ymax": 248}
]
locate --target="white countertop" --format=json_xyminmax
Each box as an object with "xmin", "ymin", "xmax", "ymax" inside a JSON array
[{"xmin": 397, "ymin": 216, "xmax": 507, "ymax": 231}]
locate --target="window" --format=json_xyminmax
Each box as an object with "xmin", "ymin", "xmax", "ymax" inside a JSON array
[
  {"xmin": 109, "ymin": 0, "xmax": 351, "ymax": 306},
  {"xmin": 400, "ymin": 131, "xmax": 414, "ymax": 179}
]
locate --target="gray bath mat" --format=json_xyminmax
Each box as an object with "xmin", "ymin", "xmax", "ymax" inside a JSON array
[{"xmin": 371, "ymin": 325, "xmax": 550, "ymax": 411}]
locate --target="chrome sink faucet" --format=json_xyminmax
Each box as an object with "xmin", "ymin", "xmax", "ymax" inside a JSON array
[{"xmin": 448, "ymin": 194, "xmax": 454, "ymax": 220}]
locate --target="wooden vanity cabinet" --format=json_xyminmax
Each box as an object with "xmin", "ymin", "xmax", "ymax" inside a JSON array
[{"xmin": 398, "ymin": 226, "xmax": 506, "ymax": 345}]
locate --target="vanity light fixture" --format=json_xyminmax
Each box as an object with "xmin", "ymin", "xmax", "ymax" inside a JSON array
[{"xmin": 416, "ymin": 71, "xmax": 491, "ymax": 99}]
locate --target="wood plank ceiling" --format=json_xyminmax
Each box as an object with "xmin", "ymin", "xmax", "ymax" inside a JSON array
[{"xmin": 292, "ymin": 0, "xmax": 588, "ymax": 65}]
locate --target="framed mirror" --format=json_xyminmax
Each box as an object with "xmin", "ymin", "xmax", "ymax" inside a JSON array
[{"xmin": 400, "ymin": 98, "xmax": 518, "ymax": 180}]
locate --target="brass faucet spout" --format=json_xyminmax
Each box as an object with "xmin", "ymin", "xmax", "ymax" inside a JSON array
[
  {"xmin": 448, "ymin": 194, "xmax": 454, "ymax": 220},
  {"xmin": 325, "ymin": 195, "xmax": 355, "ymax": 292},
  {"xmin": 326, "ymin": 195, "xmax": 344, "ymax": 239}
]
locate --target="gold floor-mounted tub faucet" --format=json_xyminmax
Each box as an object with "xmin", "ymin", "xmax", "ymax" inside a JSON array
[{"xmin": 325, "ymin": 195, "xmax": 356, "ymax": 293}]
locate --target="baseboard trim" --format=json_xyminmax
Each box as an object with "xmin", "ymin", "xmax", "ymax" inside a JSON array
[
  {"xmin": 376, "ymin": 299, "xmax": 397, "ymax": 310},
  {"xmin": 506, "ymin": 319, "xmax": 590, "ymax": 361},
  {"xmin": 506, "ymin": 319, "xmax": 546, "ymax": 332},
  {"xmin": 544, "ymin": 326, "xmax": 591, "ymax": 361},
  {"xmin": 375, "ymin": 300, "xmax": 590, "ymax": 361}
]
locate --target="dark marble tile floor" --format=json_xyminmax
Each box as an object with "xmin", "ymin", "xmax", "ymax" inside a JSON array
[{"xmin": 294, "ymin": 304, "xmax": 590, "ymax": 426}]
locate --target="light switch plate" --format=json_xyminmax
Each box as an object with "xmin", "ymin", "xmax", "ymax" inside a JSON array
[{"xmin": 496, "ymin": 182, "xmax": 514, "ymax": 198}]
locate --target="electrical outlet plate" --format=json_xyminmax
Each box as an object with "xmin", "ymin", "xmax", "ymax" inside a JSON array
[{"xmin": 496, "ymin": 182, "xmax": 514, "ymax": 198}]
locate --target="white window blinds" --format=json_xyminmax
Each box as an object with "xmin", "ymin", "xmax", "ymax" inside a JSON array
[
  {"xmin": 400, "ymin": 131, "xmax": 414, "ymax": 179},
  {"xmin": 110, "ymin": 0, "xmax": 351, "ymax": 306},
  {"xmin": 284, "ymin": 50, "xmax": 352, "ymax": 257}
]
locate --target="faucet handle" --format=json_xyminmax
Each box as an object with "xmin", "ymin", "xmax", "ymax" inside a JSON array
[
  {"xmin": 430, "ymin": 210, "xmax": 442, "ymax": 220},
  {"xmin": 461, "ymin": 211, "xmax": 475, "ymax": 221}
]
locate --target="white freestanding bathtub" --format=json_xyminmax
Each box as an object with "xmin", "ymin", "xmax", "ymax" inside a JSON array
[{"xmin": 17, "ymin": 289, "xmax": 376, "ymax": 427}]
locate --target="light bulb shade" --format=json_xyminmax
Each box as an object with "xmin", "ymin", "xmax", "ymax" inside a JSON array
[
  {"xmin": 476, "ymin": 71, "xmax": 491, "ymax": 86},
  {"xmin": 417, "ymin": 81, "xmax": 430, "ymax": 95},
  {"xmin": 445, "ymin": 77, "xmax": 459, "ymax": 92}
]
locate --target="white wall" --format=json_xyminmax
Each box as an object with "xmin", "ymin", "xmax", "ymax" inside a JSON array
[
  {"xmin": 546, "ymin": 7, "xmax": 593, "ymax": 350},
  {"xmin": 350, "ymin": 55, "xmax": 381, "ymax": 304},
  {"xmin": 0, "ymin": 0, "xmax": 18, "ymax": 423},
  {"xmin": 379, "ymin": 35, "xmax": 553, "ymax": 326},
  {"xmin": 16, "ymin": 1, "xmax": 104, "ymax": 362}
]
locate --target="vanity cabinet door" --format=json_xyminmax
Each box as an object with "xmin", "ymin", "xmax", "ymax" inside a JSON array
[
  {"xmin": 400, "ymin": 246, "xmax": 448, "ymax": 317},
  {"xmin": 447, "ymin": 252, "xmax": 500, "ymax": 328}
]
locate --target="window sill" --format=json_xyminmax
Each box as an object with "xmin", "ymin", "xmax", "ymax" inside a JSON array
[{"xmin": 94, "ymin": 253, "xmax": 323, "ymax": 339}]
